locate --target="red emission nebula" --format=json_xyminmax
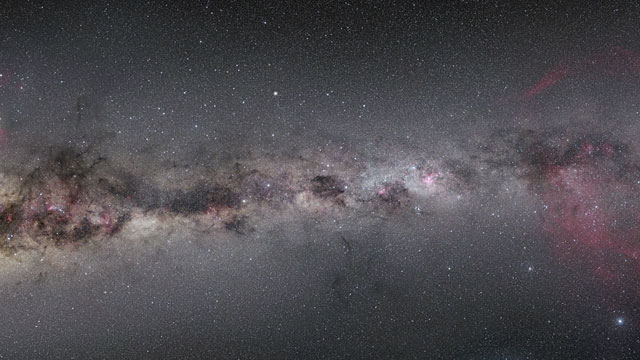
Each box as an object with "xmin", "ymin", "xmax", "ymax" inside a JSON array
[
  {"xmin": 536, "ymin": 139, "xmax": 639, "ymax": 294},
  {"xmin": 521, "ymin": 47, "xmax": 640, "ymax": 300}
]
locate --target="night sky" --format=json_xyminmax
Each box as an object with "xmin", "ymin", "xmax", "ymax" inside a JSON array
[{"xmin": 1, "ymin": 1, "xmax": 640, "ymax": 359}]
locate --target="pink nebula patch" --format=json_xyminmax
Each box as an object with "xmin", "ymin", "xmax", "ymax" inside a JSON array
[
  {"xmin": 536, "ymin": 143, "xmax": 640, "ymax": 300},
  {"xmin": 421, "ymin": 172, "xmax": 438, "ymax": 187}
]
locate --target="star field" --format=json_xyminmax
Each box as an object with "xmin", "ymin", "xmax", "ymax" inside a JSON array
[{"xmin": 0, "ymin": 1, "xmax": 639, "ymax": 359}]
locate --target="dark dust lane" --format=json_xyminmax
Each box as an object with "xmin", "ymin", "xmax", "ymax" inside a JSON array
[{"xmin": 0, "ymin": 121, "xmax": 639, "ymax": 358}]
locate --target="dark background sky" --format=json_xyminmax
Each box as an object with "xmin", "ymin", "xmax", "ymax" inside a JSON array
[{"xmin": 2, "ymin": 1, "xmax": 638, "ymax": 149}]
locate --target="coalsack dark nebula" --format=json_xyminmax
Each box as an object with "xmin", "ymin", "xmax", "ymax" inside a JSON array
[{"xmin": 0, "ymin": 146, "xmax": 252, "ymax": 253}]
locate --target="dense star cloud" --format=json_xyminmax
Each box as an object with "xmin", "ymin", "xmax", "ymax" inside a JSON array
[{"xmin": 0, "ymin": 1, "xmax": 639, "ymax": 359}]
